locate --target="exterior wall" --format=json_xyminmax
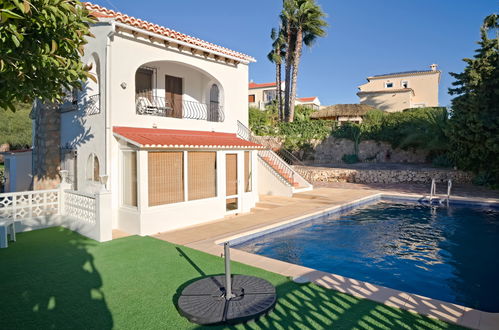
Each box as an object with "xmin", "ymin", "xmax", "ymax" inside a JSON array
[
  {"xmin": 249, "ymin": 86, "xmax": 277, "ymax": 109},
  {"xmin": 358, "ymin": 71, "xmax": 440, "ymax": 111},
  {"xmin": 3, "ymin": 151, "xmax": 32, "ymax": 192},
  {"xmin": 60, "ymin": 23, "xmax": 109, "ymax": 194},
  {"xmin": 358, "ymin": 91, "xmax": 412, "ymax": 112},
  {"xmin": 114, "ymin": 149, "xmax": 259, "ymax": 235},
  {"xmin": 52, "ymin": 21, "xmax": 259, "ymax": 235},
  {"xmin": 257, "ymin": 158, "xmax": 293, "ymax": 197},
  {"xmin": 108, "ymin": 34, "xmax": 249, "ymax": 133},
  {"xmin": 106, "ymin": 30, "xmax": 252, "ymax": 232}
]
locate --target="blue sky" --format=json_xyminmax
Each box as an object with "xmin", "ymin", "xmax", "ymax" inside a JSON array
[{"xmin": 92, "ymin": 0, "xmax": 497, "ymax": 106}]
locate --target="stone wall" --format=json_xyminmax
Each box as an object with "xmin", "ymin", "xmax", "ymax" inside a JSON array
[
  {"xmin": 295, "ymin": 166, "xmax": 474, "ymax": 184},
  {"xmin": 314, "ymin": 137, "xmax": 428, "ymax": 164},
  {"xmin": 0, "ymin": 143, "xmax": 9, "ymax": 163},
  {"xmin": 32, "ymin": 101, "xmax": 61, "ymax": 190}
]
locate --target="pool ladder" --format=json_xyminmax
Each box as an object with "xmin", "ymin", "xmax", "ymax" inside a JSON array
[{"xmin": 428, "ymin": 178, "xmax": 452, "ymax": 205}]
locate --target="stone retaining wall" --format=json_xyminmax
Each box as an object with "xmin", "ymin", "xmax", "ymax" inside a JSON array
[
  {"xmin": 295, "ymin": 166, "xmax": 474, "ymax": 184},
  {"xmin": 314, "ymin": 137, "xmax": 428, "ymax": 163}
]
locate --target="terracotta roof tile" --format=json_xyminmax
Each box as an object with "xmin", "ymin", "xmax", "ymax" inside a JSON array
[
  {"xmin": 297, "ymin": 97, "xmax": 317, "ymax": 102},
  {"xmin": 248, "ymin": 82, "xmax": 277, "ymax": 89},
  {"xmin": 84, "ymin": 2, "xmax": 255, "ymax": 62},
  {"xmin": 113, "ymin": 127, "xmax": 264, "ymax": 149}
]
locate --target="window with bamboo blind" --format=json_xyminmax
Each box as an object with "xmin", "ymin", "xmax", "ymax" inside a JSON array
[
  {"xmin": 148, "ymin": 152, "xmax": 184, "ymax": 206},
  {"xmin": 244, "ymin": 151, "xmax": 252, "ymax": 192},
  {"xmin": 122, "ymin": 151, "xmax": 137, "ymax": 207},
  {"xmin": 188, "ymin": 152, "xmax": 216, "ymax": 201},
  {"xmin": 226, "ymin": 154, "xmax": 238, "ymax": 196}
]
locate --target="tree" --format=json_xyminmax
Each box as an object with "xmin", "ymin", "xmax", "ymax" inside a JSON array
[
  {"xmin": 281, "ymin": 0, "xmax": 327, "ymax": 122},
  {"xmin": 0, "ymin": 0, "xmax": 95, "ymax": 110},
  {"xmin": 0, "ymin": 102, "xmax": 32, "ymax": 148},
  {"xmin": 267, "ymin": 27, "xmax": 287, "ymax": 121},
  {"xmin": 447, "ymin": 14, "xmax": 499, "ymax": 183}
]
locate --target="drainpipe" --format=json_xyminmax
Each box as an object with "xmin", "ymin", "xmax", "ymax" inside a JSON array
[{"xmin": 105, "ymin": 21, "xmax": 116, "ymax": 190}]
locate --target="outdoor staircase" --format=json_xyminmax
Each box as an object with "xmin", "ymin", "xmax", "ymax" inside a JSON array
[
  {"xmin": 236, "ymin": 121, "xmax": 312, "ymax": 196},
  {"xmin": 259, "ymin": 153, "xmax": 300, "ymax": 188}
]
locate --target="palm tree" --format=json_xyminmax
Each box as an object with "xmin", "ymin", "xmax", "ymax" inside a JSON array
[
  {"xmin": 281, "ymin": 0, "xmax": 327, "ymax": 122},
  {"xmin": 267, "ymin": 27, "xmax": 287, "ymax": 120}
]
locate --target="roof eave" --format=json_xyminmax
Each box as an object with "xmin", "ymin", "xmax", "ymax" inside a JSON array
[{"xmin": 113, "ymin": 21, "xmax": 255, "ymax": 64}]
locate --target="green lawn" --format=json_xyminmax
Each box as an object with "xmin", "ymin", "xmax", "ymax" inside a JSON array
[{"xmin": 0, "ymin": 227, "xmax": 465, "ymax": 329}]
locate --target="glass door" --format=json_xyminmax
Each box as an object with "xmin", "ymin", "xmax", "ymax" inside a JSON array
[{"xmin": 225, "ymin": 153, "xmax": 238, "ymax": 212}]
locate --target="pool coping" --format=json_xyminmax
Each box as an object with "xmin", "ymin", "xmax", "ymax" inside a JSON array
[{"xmin": 184, "ymin": 192, "xmax": 499, "ymax": 330}]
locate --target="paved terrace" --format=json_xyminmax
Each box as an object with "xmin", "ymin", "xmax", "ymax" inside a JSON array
[
  {"xmin": 152, "ymin": 187, "xmax": 499, "ymax": 329},
  {"xmin": 153, "ymin": 188, "xmax": 375, "ymax": 246}
]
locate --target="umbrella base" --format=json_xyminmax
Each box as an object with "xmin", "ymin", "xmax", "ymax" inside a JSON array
[{"xmin": 178, "ymin": 274, "xmax": 276, "ymax": 325}]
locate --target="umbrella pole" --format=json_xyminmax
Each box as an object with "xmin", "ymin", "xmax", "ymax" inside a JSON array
[{"xmin": 224, "ymin": 242, "xmax": 235, "ymax": 300}]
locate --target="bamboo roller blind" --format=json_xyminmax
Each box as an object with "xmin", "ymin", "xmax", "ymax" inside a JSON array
[
  {"xmin": 123, "ymin": 151, "xmax": 137, "ymax": 207},
  {"xmin": 226, "ymin": 154, "xmax": 238, "ymax": 196},
  {"xmin": 148, "ymin": 152, "xmax": 184, "ymax": 206},
  {"xmin": 244, "ymin": 151, "xmax": 252, "ymax": 192},
  {"xmin": 188, "ymin": 152, "xmax": 216, "ymax": 201}
]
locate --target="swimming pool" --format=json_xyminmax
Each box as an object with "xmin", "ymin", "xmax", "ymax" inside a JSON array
[{"xmin": 234, "ymin": 200, "xmax": 499, "ymax": 312}]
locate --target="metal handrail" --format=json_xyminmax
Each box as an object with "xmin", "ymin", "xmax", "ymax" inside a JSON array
[
  {"xmin": 258, "ymin": 149, "xmax": 295, "ymax": 185},
  {"xmin": 135, "ymin": 91, "xmax": 224, "ymax": 122}
]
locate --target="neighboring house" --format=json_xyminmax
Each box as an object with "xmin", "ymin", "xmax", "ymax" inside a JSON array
[
  {"xmin": 30, "ymin": 3, "xmax": 310, "ymax": 236},
  {"xmin": 248, "ymin": 82, "xmax": 284, "ymax": 110},
  {"xmin": 248, "ymin": 82, "xmax": 320, "ymax": 110},
  {"xmin": 310, "ymin": 104, "xmax": 375, "ymax": 125},
  {"xmin": 295, "ymin": 97, "xmax": 321, "ymax": 110},
  {"xmin": 357, "ymin": 64, "xmax": 441, "ymax": 112}
]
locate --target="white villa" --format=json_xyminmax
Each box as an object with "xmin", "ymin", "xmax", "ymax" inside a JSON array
[{"xmin": 24, "ymin": 3, "xmax": 311, "ymax": 238}]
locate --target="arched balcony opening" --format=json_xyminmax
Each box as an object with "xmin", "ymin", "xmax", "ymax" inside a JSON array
[{"xmin": 134, "ymin": 61, "xmax": 224, "ymax": 122}]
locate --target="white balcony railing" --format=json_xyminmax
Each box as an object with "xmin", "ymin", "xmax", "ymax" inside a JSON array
[{"xmin": 135, "ymin": 91, "xmax": 224, "ymax": 122}]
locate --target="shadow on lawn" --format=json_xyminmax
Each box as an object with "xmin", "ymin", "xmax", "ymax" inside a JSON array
[
  {"xmin": 0, "ymin": 227, "xmax": 113, "ymax": 329},
  {"xmin": 174, "ymin": 247, "xmax": 461, "ymax": 330}
]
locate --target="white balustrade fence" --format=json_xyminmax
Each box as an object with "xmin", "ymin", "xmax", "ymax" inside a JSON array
[
  {"xmin": 0, "ymin": 189, "xmax": 59, "ymax": 221},
  {"xmin": 64, "ymin": 190, "xmax": 97, "ymax": 225},
  {"xmin": 0, "ymin": 185, "xmax": 111, "ymax": 242}
]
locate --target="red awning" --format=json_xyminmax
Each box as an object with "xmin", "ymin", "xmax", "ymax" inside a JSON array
[{"xmin": 113, "ymin": 126, "xmax": 264, "ymax": 149}]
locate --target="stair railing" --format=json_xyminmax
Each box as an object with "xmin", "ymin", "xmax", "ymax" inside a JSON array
[{"xmin": 258, "ymin": 149, "xmax": 295, "ymax": 186}]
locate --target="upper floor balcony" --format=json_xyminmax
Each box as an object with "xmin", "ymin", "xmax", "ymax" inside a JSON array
[{"xmin": 134, "ymin": 62, "xmax": 225, "ymax": 123}]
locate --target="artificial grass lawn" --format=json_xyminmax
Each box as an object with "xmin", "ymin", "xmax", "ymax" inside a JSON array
[{"xmin": 0, "ymin": 227, "xmax": 465, "ymax": 330}]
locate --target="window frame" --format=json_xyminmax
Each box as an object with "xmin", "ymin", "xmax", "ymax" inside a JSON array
[
  {"xmin": 385, "ymin": 82, "xmax": 393, "ymax": 88},
  {"xmin": 86, "ymin": 153, "xmax": 100, "ymax": 183},
  {"xmin": 121, "ymin": 150, "xmax": 138, "ymax": 208}
]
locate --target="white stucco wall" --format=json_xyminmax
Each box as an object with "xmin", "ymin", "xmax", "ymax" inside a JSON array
[
  {"xmin": 115, "ymin": 149, "xmax": 258, "ymax": 235},
  {"xmin": 3, "ymin": 151, "xmax": 32, "ymax": 192},
  {"xmin": 57, "ymin": 21, "xmax": 259, "ymax": 234},
  {"xmin": 60, "ymin": 23, "xmax": 110, "ymax": 194}
]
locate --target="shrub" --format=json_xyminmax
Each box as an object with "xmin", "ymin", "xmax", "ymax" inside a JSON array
[
  {"xmin": 431, "ymin": 154, "xmax": 454, "ymax": 168},
  {"xmin": 278, "ymin": 120, "xmax": 334, "ymax": 151},
  {"xmin": 0, "ymin": 103, "xmax": 32, "ymax": 148},
  {"xmin": 342, "ymin": 154, "xmax": 360, "ymax": 164}
]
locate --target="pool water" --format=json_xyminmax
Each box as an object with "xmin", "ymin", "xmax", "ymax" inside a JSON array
[{"xmin": 234, "ymin": 201, "xmax": 499, "ymax": 312}]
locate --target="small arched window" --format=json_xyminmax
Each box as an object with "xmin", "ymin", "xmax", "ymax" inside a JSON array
[
  {"xmin": 208, "ymin": 84, "xmax": 220, "ymax": 122},
  {"xmin": 87, "ymin": 154, "xmax": 100, "ymax": 182}
]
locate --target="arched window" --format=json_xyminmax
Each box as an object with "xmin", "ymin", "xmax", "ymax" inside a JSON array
[
  {"xmin": 208, "ymin": 84, "xmax": 220, "ymax": 122},
  {"xmin": 87, "ymin": 154, "xmax": 100, "ymax": 182}
]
